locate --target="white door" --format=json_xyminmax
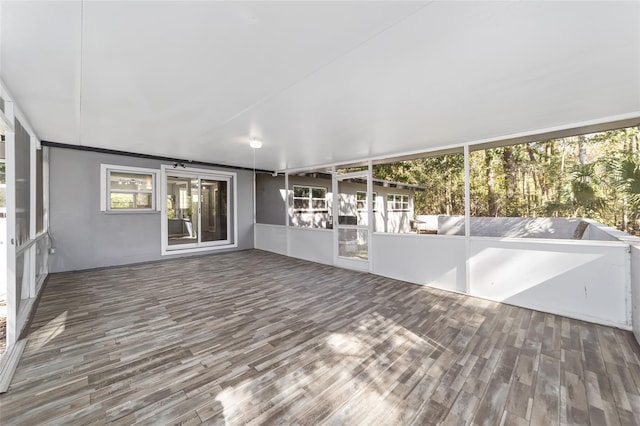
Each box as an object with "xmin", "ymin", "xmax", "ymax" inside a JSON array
[{"xmin": 334, "ymin": 171, "xmax": 372, "ymax": 272}]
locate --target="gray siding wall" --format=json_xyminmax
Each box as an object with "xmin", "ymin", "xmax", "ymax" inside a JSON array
[
  {"xmin": 49, "ymin": 148, "xmax": 254, "ymax": 272},
  {"xmin": 256, "ymin": 173, "xmax": 415, "ymax": 232}
]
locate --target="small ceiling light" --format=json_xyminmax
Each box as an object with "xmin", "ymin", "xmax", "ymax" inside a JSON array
[{"xmin": 249, "ymin": 137, "xmax": 263, "ymax": 149}]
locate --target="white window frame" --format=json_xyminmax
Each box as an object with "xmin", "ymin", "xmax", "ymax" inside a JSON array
[
  {"xmin": 161, "ymin": 165, "xmax": 238, "ymax": 256},
  {"xmin": 100, "ymin": 164, "xmax": 160, "ymax": 213},
  {"xmin": 388, "ymin": 194, "xmax": 409, "ymax": 211},
  {"xmin": 356, "ymin": 191, "xmax": 377, "ymax": 211},
  {"xmin": 293, "ymin": 185, "xmax": 328, "ymax": 212}
]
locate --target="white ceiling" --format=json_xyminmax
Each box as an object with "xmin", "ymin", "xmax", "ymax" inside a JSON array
[{"xmin": 1, "ymin": 1, "xmax": 639, "ymax": 171}]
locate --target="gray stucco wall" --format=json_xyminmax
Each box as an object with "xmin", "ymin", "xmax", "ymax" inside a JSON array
[{"xmin": 49, "ymin": 147, "xmax": 254, "ymax": 272}]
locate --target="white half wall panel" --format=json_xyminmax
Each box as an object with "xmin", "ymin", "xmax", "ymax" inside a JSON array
[
  {"xmin": 372, "ymin": 233, "xmax": 467, "ymax": 292},
  {"xmin": 469, "ymin": 238, "xmax": 631, "ymax": 329},
  {"xmin": 254, "ymin": 224, "xmax": 286, "ymax": 256},
  {"xmin": 287, "ymin": 227, "xmax": 333, "ymax": 266},
  {"xmin": 631, "ymin": 245, "xmax": 640, "ymax": 343}
]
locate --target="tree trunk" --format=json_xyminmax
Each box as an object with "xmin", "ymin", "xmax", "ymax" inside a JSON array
[
  {"xmin": 578, "ymin": 135, "xmax": 588, "ymax": 165},
  {"xmin": 559, "ymin": 140, "xmax": 567, "ymax": 204},
  {"xmin": 622, "ymin": 196, "xmax": 628, "ymax": 232},
  {"xmin": 502, "ymin": 147, "xmax": 518, "ymax": 216},
  {"xmin": 485, "ymin": 151, "xmax": 497, "ymax": 216},
  {"xmin": 526, "ymin": 145, "xmax": 540, "ymax": 213},
  {"xmin": 523, "ymin": 171, "xmax": 530, "ymax": 216}
]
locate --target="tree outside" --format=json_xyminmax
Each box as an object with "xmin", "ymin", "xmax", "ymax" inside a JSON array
[{"xmin": 373, "ymin": 126, "xmax": 640, "ymax": 236}]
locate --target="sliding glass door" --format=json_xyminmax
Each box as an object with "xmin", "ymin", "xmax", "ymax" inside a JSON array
[
  {"xmin": 166, "ymin": 175, "xmax": 198, "ymax": 246},
  {"xmin": 165, "ymin": 171, "xmax": 231, "ymax": 250},
  {"xmin": 201, "ymin": 179, "xmax": 228, "ymax": 243}
]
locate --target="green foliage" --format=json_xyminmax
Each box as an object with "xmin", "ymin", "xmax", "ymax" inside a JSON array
[
  {"xmin": 373, "ymin": 126, "xmax": 640, "ymax": 235},
  {"xmin": 373, "ymin": 153, "xmax": 465, "ymax": 216},
  {"xmin": 604, "ymin": 151, "xmax": 640, "ymax": 233}
]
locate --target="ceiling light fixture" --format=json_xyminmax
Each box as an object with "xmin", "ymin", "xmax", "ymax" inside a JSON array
[{"xmin": 249, "ymin": 137, "xmax": 262, "ymax": 149}]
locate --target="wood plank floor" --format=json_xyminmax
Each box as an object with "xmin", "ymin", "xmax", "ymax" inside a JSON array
[{"xmin": 1, "ymin": 249, "xmax": 640, "ymax": 425}]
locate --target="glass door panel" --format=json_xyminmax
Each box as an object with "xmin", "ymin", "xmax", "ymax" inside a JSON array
[
  {"xmin": 166, "ymin": 173, "xmax": 231, "ymax": 250},
  {"xmin": 201, "ymin": 179, "xmax": 228, "ymax": 243},
  {"xmin": 338, "ymin": 228, "xmax": 368, "ymax": 260},
  {"xmin": 190, "ymin": 178, "xmax": 199, "ymax": 242},
  {"xmin": 166, "ymin": 175, "xmax": 198, "ymax": 246},
  {"xmin": 335, "ymin": 172, "xmax": 370, "ymax": 270}
]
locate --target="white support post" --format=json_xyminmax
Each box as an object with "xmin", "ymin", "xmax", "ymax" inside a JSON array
[
  {"xmin": 252, "ymin": 151, "xmax": 257, "ymax": 247},
  {"xmin": 252, "ymin": 171, "xmax": 256, "ymax": 248},
  {"xmin": 284, "ymin": 172, "xmax": 289, "ymax": 227},
  {"xmin": 332, "ymin": 167, "xmax": 338, "ymax": 267},
  {"xmin": 252, "ymin": 172, "xmax": 256, "ymax": 226},
  {"xmin": 284, "ymin": 172, "xmax": 290, "ymax": 257},
  {"xmin": 367, "ymin": 160, "xmax": 373, "ymax": 272},
  {"xmin": 464, "ymin": 144, "xmax": 471, "ymax": 237},
  {"xmin": 43, "ymin": 146, "xmax": 50, "ymax": 232},
  {"xmin": 464, "ymin": 144, "xmax": 471, "ymax": 294},
  {"xmin": 29, "ymin": 136, "xmax": 37, "ymax": 297},
  {"xmin": 5, "ymin": 128, "xmax": 17, "ymax": 347}
]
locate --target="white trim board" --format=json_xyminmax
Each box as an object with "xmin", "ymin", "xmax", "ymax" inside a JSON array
[
  {"xmin": 160, "ymin": 165, "xmax": 238, "ymax": 256},
  {"xmin": 99, "ymin": 164, "xmax": 161, "ymax": 212},
  {"xmin": 0, "ymin": 339, "xmax": 27, "ymax": 393}
]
